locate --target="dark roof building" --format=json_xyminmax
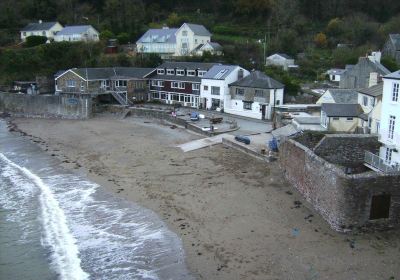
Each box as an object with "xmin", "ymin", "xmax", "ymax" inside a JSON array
[
  {"xmin": 230, "ymin": 71, "xmax": 284, "ymax": 89},
  {"xmin": 58, "ymin": 67, "xmax": 154, "ymax": 81},
  {"xmin": 321, "ymin": 103, "xmax": 364, "ymax": 117},
  {"xmin": 357, "ymin": 83, "xmax": 383, "ymax": 97},
  {"xmin": 21, "ymin": 21, "xmax": 60, "ymax": 31}
]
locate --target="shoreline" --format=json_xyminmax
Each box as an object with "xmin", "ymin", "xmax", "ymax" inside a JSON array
[{"xmin": 8, "ymin": 114, "xmax": 400, "ymax": 280}]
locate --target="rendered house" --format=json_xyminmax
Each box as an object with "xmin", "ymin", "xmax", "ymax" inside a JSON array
[
  {"xmin": 320, "ymin": 103, "xmax": 364, "ymax": 132},
  {"xmin": 193, "ymin": 42, "xmax": 223, "ymax": 56},
  {"xmin": 265, "ymin": 53, "xmax": 296, "ymax": 70},
  {"xmin": 136, "ymin": 27, "xmax": 178, "ymax": 59},
  {"xmin": 316, "ymin": 89, "xmax": 358, "ymax": 105},
  {"xmin": 326, "ymin": 68, "xmax": 346, "ymax": 82},
  {"xmin": 136, "ymin": 23, "xmax": 221, "ymax": 58},
  {"xmin": 357, "ymin": 83, "xmax": 383, "ymax": 134},
  {"xmin": 383, "ymin": 34, "xmax": 400, "ymax": 64},
  {"xmin": 54, "ymin": 25, "xmax": 100, "ymax": 42},
  {"xmin": 145, "ymin": 62, "xmax": 217, "ymax": 108},
  {"xmin": 225, "ymin": 71, "xmax": 284, "ymax": 120},
  {"xmin": 200, "ymin": 65, "xmax": 250, "ymax": 110},
  {"xmin": 339, "ymin": 52, "xmax": 390, "ymax": 89},
  {"xmin": 20, "ymin": 20, "xmax": 63, "ymax": 41},
  {"xmin": 376, "ymin": 70, "xmax": 400, "ymax": 170},
  {"xmin": 54, "ymin": 67, "xmax": 154, "ymax": 105}
]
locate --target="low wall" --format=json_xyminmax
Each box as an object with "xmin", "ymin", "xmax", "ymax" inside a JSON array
[
  {"xmin": 280, "ymin": 139, "xmax": 400, "ymax": 232},
  {"xmin": 0, "ymin": 92, "xmax": 92, "ymax": 119}
]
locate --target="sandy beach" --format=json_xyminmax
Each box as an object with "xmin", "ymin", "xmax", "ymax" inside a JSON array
[{"xmin": 10, "ymin": 114, "xmax": 400, "ymax": 280}]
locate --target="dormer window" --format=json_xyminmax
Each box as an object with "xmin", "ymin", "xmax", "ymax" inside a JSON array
[
  {"xmin": 176, "ymin": 69, "xmax": 185, "ymax": 76},
  {"xmin": 157, "ymin": 69, "xmax": 165, "ymax": 75},
  {"xmin": 187, "ymin": 70, "xmax": 196, "ymax": 76},
  {"xmin": 167, "ymin": 69, "xmax": 175, "ymax": 75},
  {"xmin": 198, "ymin": 71, "xmax": 206, "ymax": 77}
]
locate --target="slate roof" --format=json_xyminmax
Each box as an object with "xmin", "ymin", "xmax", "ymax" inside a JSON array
[
  {"xmin": 357, "ymin": 83, "xmax": 383, "ymax": 97},
  {"xmin": 321, "ymin": 103, "xmax": 364, "ymax": 117},
  {"xmin": 203, "ymin": 65, "xmax": 238, "ymax": 80},
  {"xmin": 156, "ymin": 61, "xmax": 218, "ymax": 71},
  {"xmin": 205, "ymin": 42, "xmax": 223, "ymax": 50},
  {"xmin": 326, "ymin": 89, "xmax": 359, "ymax": 103},
  {"xmin": 136, "ymin": 28, "xmax": 178, "ymax": 44},
  {"xmin": 268, "ymin": 53, "xmax": 292, "ymax": 60},
  {"xmin": 57, "ymin": 25, "xmax": 97, "ymax": 35},
  {"xmin": 384, "ymin": 70, "xmax": 400, "ymax": 80},
  {"xmin": 21, "ymin": 21, "xmax": 59, "ymax": 31},
  {"xmin": 230, "ymin": 71, "xmax": 284, "ymax": 89},
  {"xmin": 59, "ymin": 67, "xmax": 154, "ymax": 80},
  {"xmin": 389, "ymin": 34, "xmax": 400, "ymax": 50},
  {"xmin": 185, "ymin": 23, "xmax": 211, "ymax": 36},
  {"xmin": 327, "ymin": 68, "xmax": 346, "ymax": 75}
]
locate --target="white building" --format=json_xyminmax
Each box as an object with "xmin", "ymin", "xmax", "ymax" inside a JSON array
[
  {"xmin": 136, "ymin": 23, "xmax": 221, "ymax": 58},
  {"xmin": 327, "ymin": 68, "xmax": 346, "ymax": 82},
  {"xmin": 378, "ymin": 70, "xmax": 400, "ymax": 168},
  {"xmin": 200, "ymin": 65, "xmax": 249, "ymax": 110},
  {"xmin": 54, "ymin": 25, "xmax": 99, "ymax": 42},
  {"xmin": 224, "ymin": 71, "xmax": 284, "ymax": 120},
  {"xmin": 20, "ymin": 20, "xmax": 63, "ymax": 41},
  {"xmin": 265, "ymin": 53, "xmax": 296, "ymax": 70}
]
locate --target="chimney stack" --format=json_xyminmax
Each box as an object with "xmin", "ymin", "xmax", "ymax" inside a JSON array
[{"xmin": 369, "ymin": 72, "xmax": 379, "ymax": 88}]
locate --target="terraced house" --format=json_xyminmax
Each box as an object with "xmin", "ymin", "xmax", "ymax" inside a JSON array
[
  {"xmin": 145, "ymin": 62, "xmax": 217, "ymax": 108},
  {"xmin": 55, "ymin": 67, "xmax": 154, "ymax": 105}
]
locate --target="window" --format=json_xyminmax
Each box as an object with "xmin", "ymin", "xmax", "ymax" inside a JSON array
[
  {"xmin": 157, "ymin": 69, "xmax": 165, "ymax": 75},
  {"xmin": 192, "ymin": 84, "xmax": 200, "ymax": 90},
  {"xmin": 321, "ymin": 111, "xmax": 328, "ymax": 128},
  {"xmin": 67, "ymin": 80, "xmax": 76, "ymax": 87},
  {"xmin": 331, "ymin": 75, "xmax": 336, "ymax": 81},
  {"xmin": 23, "ymin": 32, "xmax": 26, "ymax": 36},
  {"xmin": 167, "ymin": 69, "xmax": 175, "ymax": 75},
  {"xmin": 80, "ymin": 81, "xmax": 85, "ymax": 89},
  {"xmin": 333, "ymin": 117, "xmax": 340, "ymax": 120},
  {"xmin": 187, "ymin": 70, "xmax": 196, "ymax": 76},
  {"xmin": 179, "ymin": 95, "xmax": 184, "ymax": 102},
  {"xmin": 389, "ymin": 115, "xmax": 396, "ymax": 140},
  {"xmin": 182, "ymin": 31, "xmax": 188, "ymax": 36},
  {"xmin": 385, "ymin": 148, "xmax": 393, "ymax": 164},
  {"xmin": 203, "ymin": 85, "xmax": 209, "ymax": 91},
  {"xmin": 363, "ymin": 96, "xmax": 368, "ymax": 106},
  {"xmin": 346, "ymin": 117, "xmax": 354, "ymax": 121},
  {"xmin": 195, "ymin": 39, "xmax": 198, "ymax": 44},
  {"xmin": 42, "ymin": 31, "xmax": 46, "ymax": 36},
  {"xmin": 255, "ymin": 89, "xmax": 264, "ymax": 97},
  {"xmin": 236, "ymin": 88, "xmax": 244, "ymax": 95},
  {"xmin": 152, "ymin": 92, "xmax": 160, "ymax": 99},
  {"xmin": 157, "ymin": 81, "xmax": 164, "ymax": 87},
  {"xmin": 151, "ymin": 80, "xmax": 157, "ymax": 86},
  {"xmin": 176, "ymin": 69, "xmax": 185, "ymax": 76},
  {"xmin": 276, "ymin": 100, "xmax": 280, "ymax": 105},
  {"xmin": 184, "ymin": 95, "xmax": 191, "ymax": 102},
  {"xmin": 198, "ymin": 71, "xmax": 207, "ymax": 77},
  {"xmin": 172, "ymin": 82, "xmax": 185, "ymax": 89},
  {"xmin": 160, "ymin": 93, "xmax": 166, "ymax": 100},
  {"xmin": 392, "ymin": 83, "xmax": 399, "ymax": 102},
  {"xmin": 211, "ymin": 86, "xmax": 220, "ymax": 95},
  {"xmin": 243, "ymin": 101, "xmax": 253, "ymax": 110},
  {"xmin": 369, "ymin": 194, "xmax": 391, "ymax": 220}
]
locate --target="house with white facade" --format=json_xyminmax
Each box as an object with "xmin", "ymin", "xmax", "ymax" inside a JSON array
[
  {"xmin": 265, "ymin": 53, "xmax": 296, "ymax": 71},
  {"xmin": 224, "ymin": 71, "xmax": 284, "ymax": 120},
  {"xmin": 357, "ymin": 83, "xmax": 383, "ymax": 134},
  {"xmin": 327, "ymin": 68, "xmax": 346, "ymax": 82},
  {"xmin": 200, "ymin": 65, "xmax": 249, "ymax": 111},
  {"xmin": 136, "ymin": 23, "xmax": 221, "ymax": 58},
  {"xmin": 320, "ymin": 103, "xmax": 364, "ymax": 132},
  {"xmin": 376, "ymin": 70, "xmax": 400, "ymax": 170},
  {"xmin": 54, "ymin": 25, "xmax": 99, "ymax": 42},
  {"xmin": 20, "ymin": 20, "xmax": 63, "ymax": 41}
]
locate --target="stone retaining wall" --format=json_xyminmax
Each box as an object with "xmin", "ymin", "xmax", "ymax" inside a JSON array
[
  {"xmin": 280, "ymin": 139, "xmax": 400, "ymax": 232},
  {"xmin": 0, "ymin": 92, "xmax": 92, "ymax": 119}
]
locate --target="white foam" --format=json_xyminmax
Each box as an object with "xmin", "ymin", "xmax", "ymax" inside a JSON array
[{"xmin": 0, "ymin": 153, "xmax": 89, "ymax": 280}]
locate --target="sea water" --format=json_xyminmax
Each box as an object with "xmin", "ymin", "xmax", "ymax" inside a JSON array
[{"xmin": 0, "ymin": 120, "xmax": 192, "ymax": 280}]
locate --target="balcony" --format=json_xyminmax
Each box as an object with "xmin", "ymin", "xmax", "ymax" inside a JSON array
[{"xmin": 364, "ymin": 151, "xmax": 400, "ymax": 174}]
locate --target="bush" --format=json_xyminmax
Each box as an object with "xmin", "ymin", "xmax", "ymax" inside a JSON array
[
  {"xmin": 100, "ymin": 30, "xmax": 114, "ymax": 41},
  {"xmin": 117, "ymin": 32, "xmax": 130, "ymax": 44},
  {"xmin": 24, "ymin": 36, "xmax": 47, "ymax": 47},
  {"xmin": 314, "ymin": 32, "xmax": 328, "ymax": 48}
]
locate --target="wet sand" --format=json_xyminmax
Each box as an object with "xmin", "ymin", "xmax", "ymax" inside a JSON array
[{"xmin": 11, "ymin": 114, "xmax": 400, "ymax": 280}]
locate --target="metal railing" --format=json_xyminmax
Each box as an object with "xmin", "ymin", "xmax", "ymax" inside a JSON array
[{"xmin": 364, "ymin": 151, "xmax": 400, "ymax": 174}]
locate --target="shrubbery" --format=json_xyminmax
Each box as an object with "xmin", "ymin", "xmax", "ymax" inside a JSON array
[{"xmin": 24, "ymin": 36, "xmax": 47, "ymax": 47}]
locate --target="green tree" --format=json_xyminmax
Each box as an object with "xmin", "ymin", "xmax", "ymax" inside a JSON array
[
  {"xmin": 25, "ymin": 36, "xmax": 48, "ymax": 47},
  {"xmin": 100, "ymin": 30, "xmax": 114, "ymax": 41},
  {"xmin": 166, "ymin": 12, "xmax": 181, "ymax": 27},
  {"xmin": 314, "ymin": 32, "xmax": 328, "ymax": 48},
  {"xmin": 381, "ymin": 56, "xmax": 399, "ymax": 72},
  {"xmin": 117, "ymin": 32, "xmax": 130, "ymax": 44}
]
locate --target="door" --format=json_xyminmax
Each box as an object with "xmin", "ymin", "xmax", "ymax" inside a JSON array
[{"xmin": 261, "ymin": 105, "xmax": 266, "ymax": 120}]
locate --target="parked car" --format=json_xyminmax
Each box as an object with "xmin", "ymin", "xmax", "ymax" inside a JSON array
[
  {"xmin": 190, "ymin": 112, "xmax": 199, "ymax": 121},
  {"xmin": 235, "ymin": 135, "xmax": 250, "ymax": 145}
]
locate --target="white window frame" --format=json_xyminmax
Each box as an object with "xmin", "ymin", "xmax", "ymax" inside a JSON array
[
  {"xmin": 198, "ymin": 71, "xmax": 206, "ymax": 77},
  {"xmin": 192, "ymin": 83, "xmax": 200, "ymax": 90},
  {"xmin": 187, "ymin": 70, "xmax": 196, "ymax": 76},
  {"xmin": 243, "ymin": 101, "xmax": 253, "ymax": 110},
  {"xmin": 363, "ymin": 96, "xmax": 368, "ymax": 106},
  {"xmin": 236, "ymin": 88, "xmax": 244, "ymax": 95},
  {"xmin": 158, "ymin": 81, "xmax": 164, "ymax": 87},
  {"xmin": 176, "ymin": 69, "xmax": 185, "ymax": 76},
  {"xmin": 392, "ymin": 83, "xmax": 399, "ymax": 102},
  {"xmin": 211, "ymin": 86, "xmax": 220, "ymax": 95},
  {"xmin": 151, "ymin": 80, "xmax": 157, "ymax": 86},
  {"xmin": 67, "ymin": 80, "xmax": 76, "ymax": 87},
  {"xmin": 167, "ymin": 69, "xmax": 175, "ymax": 75},
  {"xmin": 178, "ymin": 82, "xmax": 185, "ymax": 89},
  {"xmin": 157, "ymin": 69, "xmax": 165, "ymax": 75},
  {"xmin": 385, "ymin": 148, "xmax": 393, "ymax": 164}
]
